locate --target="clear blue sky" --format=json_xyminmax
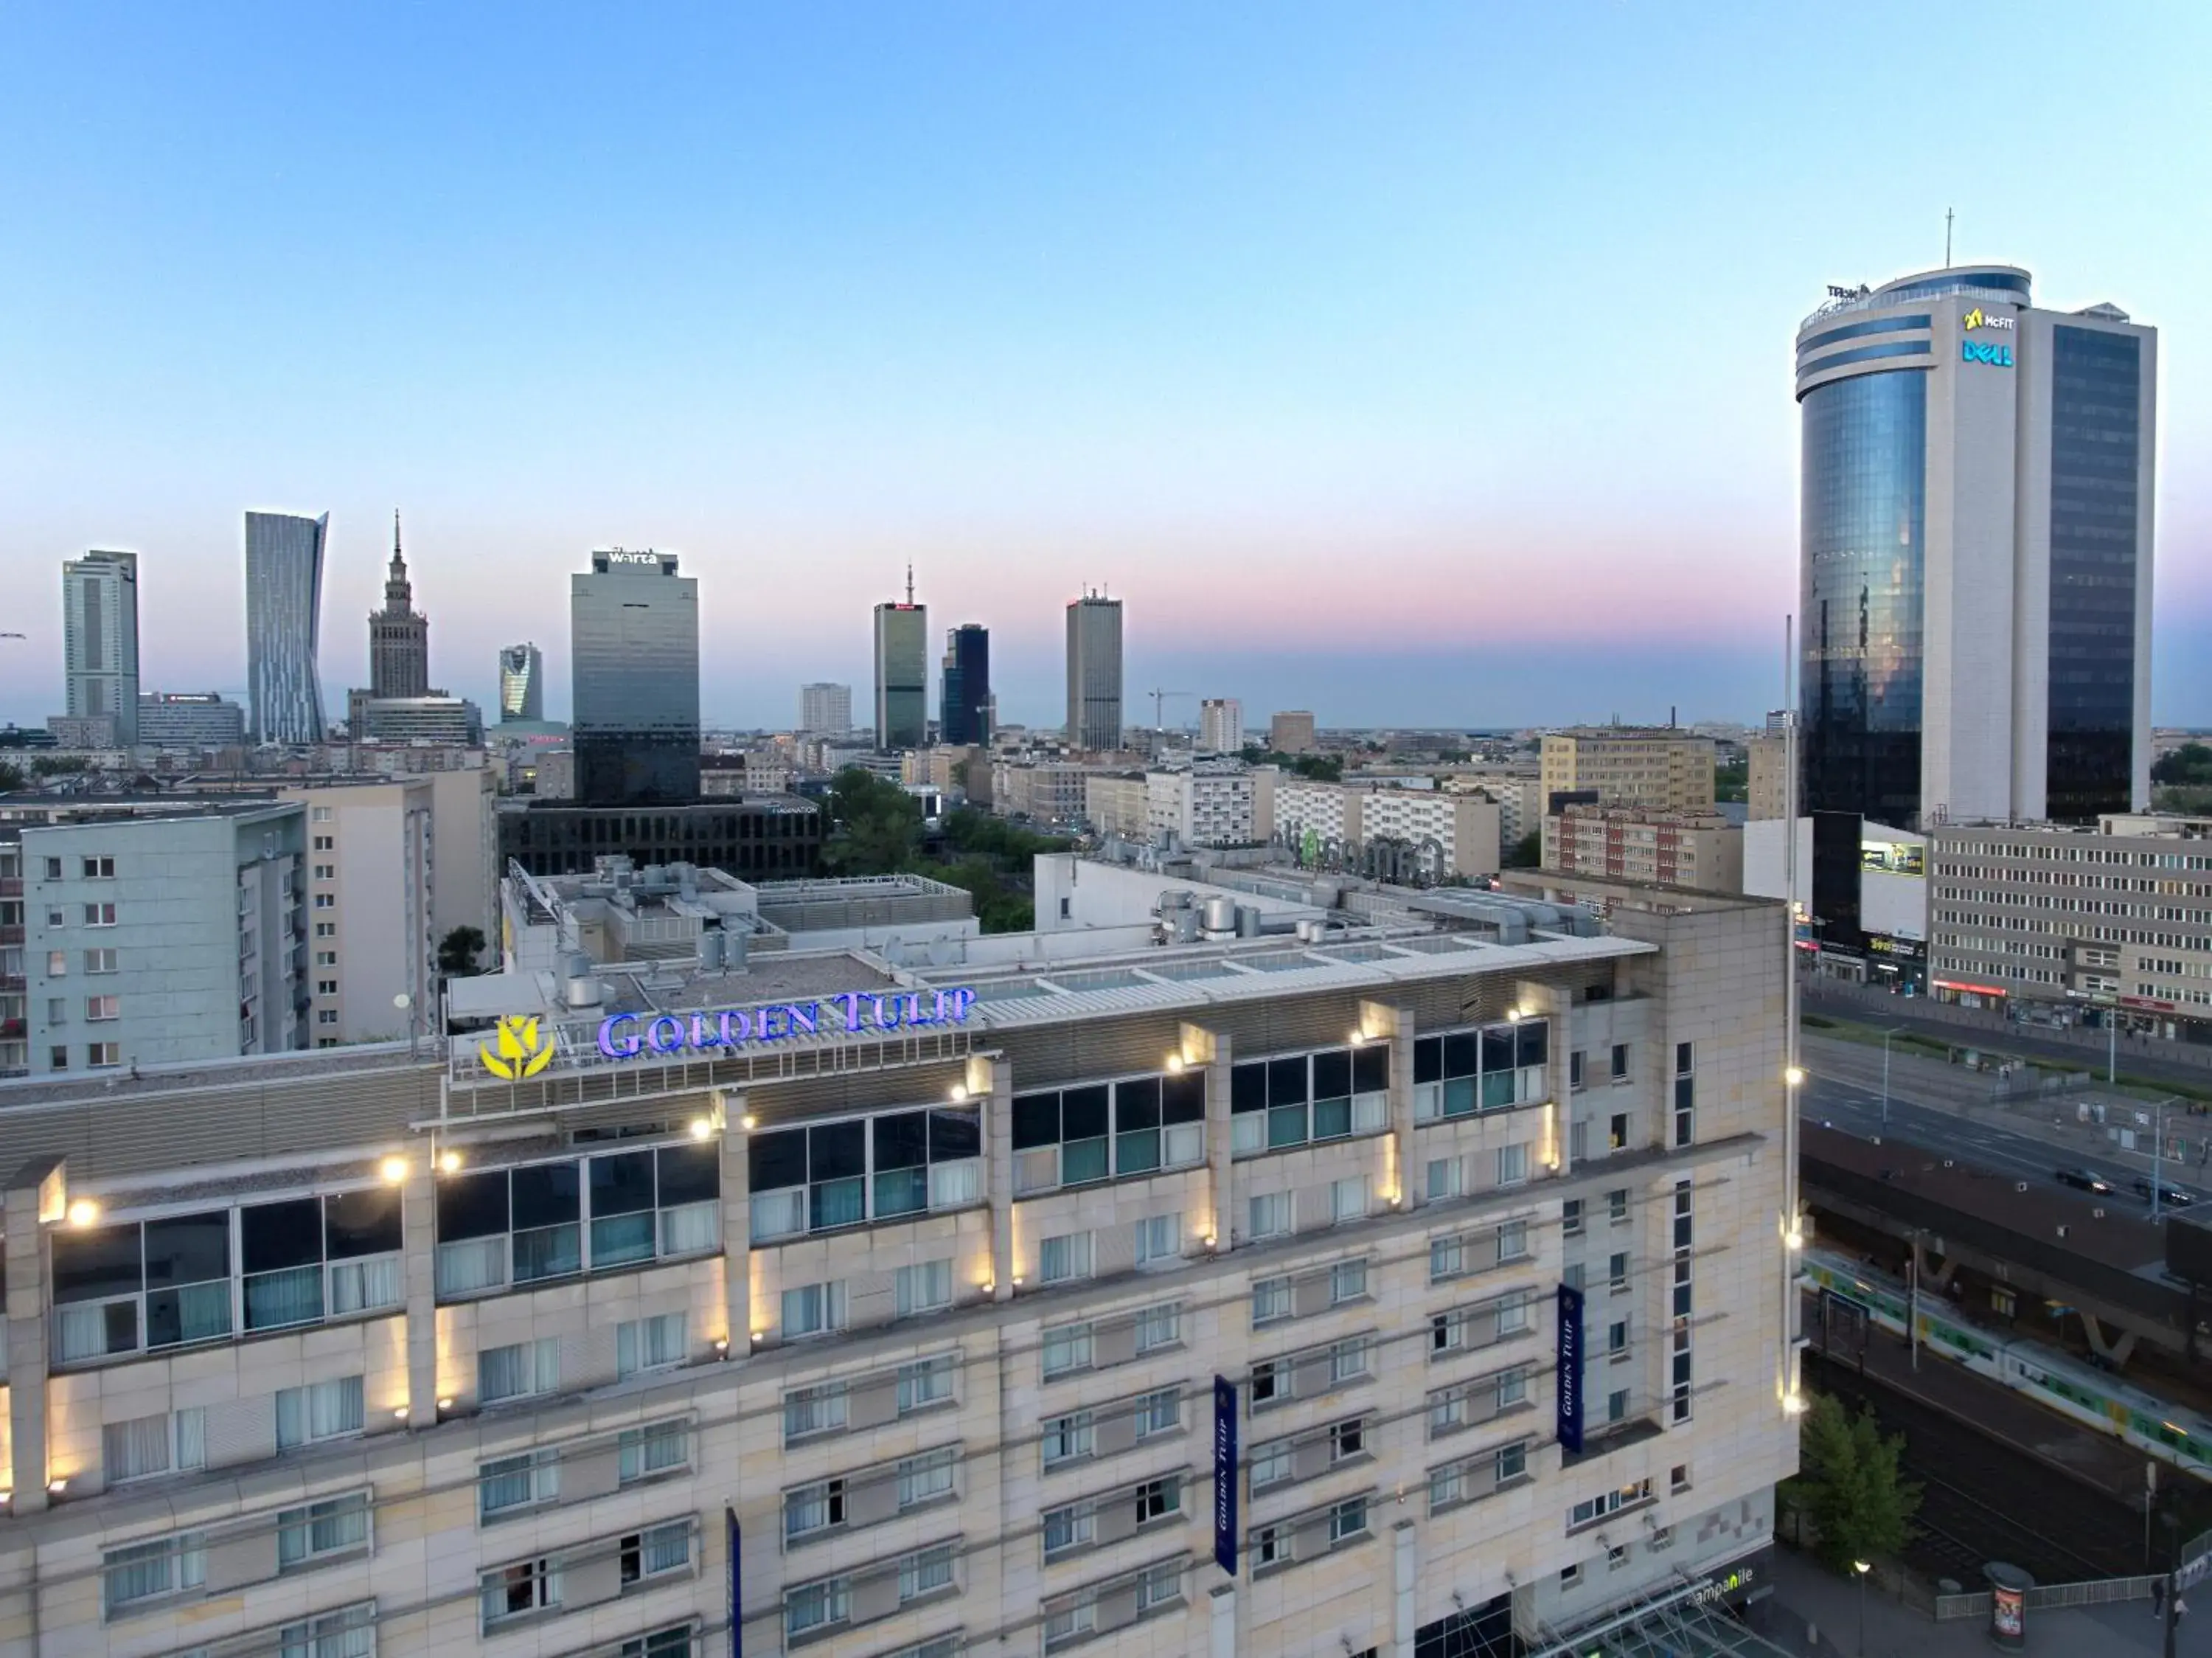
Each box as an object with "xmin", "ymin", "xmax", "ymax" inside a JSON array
[{"xmin": 2, "ymin": 3, "xmax": 2205, "ymax": 729}]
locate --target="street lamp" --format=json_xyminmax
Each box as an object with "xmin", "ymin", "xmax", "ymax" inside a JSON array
[
  {"xmin": 393, "ymin": 992, "xmax": 418, "ymax": 1061},
  {"xmin": 1880, "ymin": 1027, "xmax": 1905, "ymax": 1132},
  {"xmin": 1852, "ymin": 1560, "xmax": 1873, "ymax": 1656},
  {"xmin": 2152, "ymin": 1096, "xmax": 2182, "ymax": 1222}
]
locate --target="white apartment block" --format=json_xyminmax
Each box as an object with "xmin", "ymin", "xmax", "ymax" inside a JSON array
[
  {"xmin": 276, "ymin": 770, "xmax": 499, "ymax": 1045},
  {"xmin": 1927, "ymin": 814, "xmax": 2212, "ymax": 1037},
  {"xmin": 2, "ymin": 803, "xmax": 308, "ymax": 1075},
  {"xmin": 1273, "ymin": 783, "xmax": 1502, "ymax": 880},
  {"xmin": 1145, "ymin": 769, "xmax": 1257, "ymax": 848},
  {"xmin": 0, "ymin": 872, "xmax": 1792, "ymax": 1658}
]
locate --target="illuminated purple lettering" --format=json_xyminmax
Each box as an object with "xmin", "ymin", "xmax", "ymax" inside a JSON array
[
  {"xmin": 718, "ymin": 1009, "xmax": 751, "ymax": 1044},
  {"xmin": 787, "ymin": 1002, "xmax": 818, "ymax": 1037},
  {"xmin": 646, "ymin": 1015, "xmax": 685, "ymax": 1053},
  {"xmin": 689, "ymin": 1013, "xmax": 725, "ymax": 1050},
  {"xmin": 757, "ymin": 1006, "xmax": 787, "ymax": 1041},
  {"xmin": 598, "ymin": 1013, "xmax": 641, "ymax": 1058}
]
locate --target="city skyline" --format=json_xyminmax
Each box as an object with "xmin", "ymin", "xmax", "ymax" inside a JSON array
[{"xmin": 2, "ymin": 7, "xmax": 2208, "ymax": 732}]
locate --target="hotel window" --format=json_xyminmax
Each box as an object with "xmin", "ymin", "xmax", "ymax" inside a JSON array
[
  {"xmin": 895, "ymin": 1258, "xmax": 953, "ymax": 1316},
  {"xmin": 900, "ymin": 1353, "xmax": 957, "ymax": 1414},
  {"xmin": 620, "ymin": 1522, "xmax": 692, "ymax": 1586},
  {"xmin": 1041, "ymin": 1409, "xmax": 1095, "ymax": 1467},
  {"xmin": 480, "ymin": 1337, "xmax": 559, "ymax": 1404},
  {"xmin": 1328, "ymin": 1495, "xmax": 1370, "ymax": 1545},
  {"xmin": 482, "ymin": 1556, "xmax": 561, "ymax": 1629},
  {"xmin": 1134, "ymin": 1386, "xmax": 1180, "ymax": 1438},
  {"xmin": 436, "ymin": 1140, "xmax": 720, "ymax": 1296},
  {"xmin": 1607, "ymin": 1187, "xmax": 1630, "ymax": 1224},
  {"xmin": 784, "ymin": 1382, "xmax": 849, "ymax": 1442},
  {"xmin": 102, "ymin": 1409, "xmax": 206, "ymax": 1483},
  {"xmin": 786, "ymin": 1477, "xmax": 846, "ymax": 1539},
  {"xmin": 1039, "ymin": 1232, "xmax": 1093, "ymax": 1284},
  {"xmin": 1252, "ymin": 1276, "xmax": 1292, "ymax": 1324},
  {"xmin": 1331, "ymin": 1176, "xmax": 1368, "ymax": 1222},
  {"xmin": 1562, "ymin": 1199, "xmax": 1584, "ymax": 1236},
  {"xmin": 621, "ymin": 1419, "xmax": 691, "ymax": 1483},
  {"xmin": 1042, "ymin": 1322, "xmax": 1093, "ymax": 1378},
  {"xmin": 1014, "ymin": 1069, "xmax": 1206, "ymax": 1187},
  {"xmin": 1135, "ymin": 1211, "xmax": 1181, "ymax": 1266},
  {"xmin": 1495, "ymin": 1143, "xmax": 1529, "ymax": 1186},
  {"xmin": 751, "ymin": 1106, "xmax": 979, "ymax": 1239},
  {"xmin": 1229, "ymin": 1042, "xmax": 1391, "ymax": 1156},
  {"xmin": 276, "ymin": 1492, "xmax": 370, "ymax": 1572},
  {"xmin": 620, "ymin": 1311, "xmax": 690, "ymax": 1373},
  {"xmin": 481, "ymin": 1448, "xmax": 561, "ymax": 1519},
  {"xmin": 102, "ymin": 1532, "xmax": 206, "ymax": 1618},
  {"xmin": 1248, "ymin": 1190, "xmax": 1293, "ymax": 1240},
  {"xmin": 1673, "ymin": 1043, "xmax": 1695, "ymax": 1147},
  {"xmin": 1611, "ymin": 1043, "xmax": 1630, "ymax": 1081},
  {"xmin": 276, "ymin": 1374, "xmax": 365, "ymax": 1447},
  {"xmin": 1412, "ymin": 1018, "xmax": 1548, "ymax": 1121}
]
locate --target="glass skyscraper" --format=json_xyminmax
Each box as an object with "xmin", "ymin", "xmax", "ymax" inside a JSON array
[
  {"xmin": 570, "ymin": 550, "xmax": 700, "ymax": 802},
  {"xmin": 498, "ymin": 642, "xmax": 544, "ymax": 722},
  {"xmin": 1795, "ymin": 266, "xmax": 2156, "ymax": 947},
  {"xmin": 940, "ymin": 623, "xmax": 991, "ymax": 746},
  {"xmin": 244, "ymin": 511, "xmax": 329, "ymax": 745},
  {"xmin": 873, "ymin": 574, "xmax": 928, "ymax": 752}
]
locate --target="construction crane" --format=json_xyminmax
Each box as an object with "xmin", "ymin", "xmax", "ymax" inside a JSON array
[{"xmin": 1147, "ymin": 689, "xmax": 1193, "ymax": 729}]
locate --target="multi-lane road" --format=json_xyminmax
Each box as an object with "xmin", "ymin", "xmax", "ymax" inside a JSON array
[{"xmin": 1803, "ymin": 1033, "xmax": 2212, "ymax": 1210}]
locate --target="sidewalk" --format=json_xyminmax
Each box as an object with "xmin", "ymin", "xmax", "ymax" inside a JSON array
[{"xmin": 1754, "ymin": 1545, "xmax": 2212, "ymax": 1657}]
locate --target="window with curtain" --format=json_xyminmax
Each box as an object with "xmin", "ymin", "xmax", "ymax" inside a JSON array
[
  {"xmin": 241, "ymin": 1198, "xmax": 327, "ymax": 1331},
  {"xmin": 276, "ymin": 1376, "xmax": 364, "ymax": 1449},
  {"xmin": 103, "ymin": 1411, "xmax": 201, "ymax": 1483},
  {"xmin": 898, "ymin": 1544, "xmax": 955, "ymax": 1601},
  {"xmin": 102, "ymin": 1533, "xmax": 204, "ymax": 1616},
  {"xmin": 479, "ymin": 1338, "xmax": 559, "ymax": 1404},
  {"xmin": 620, "ymin": 1420, "xmax": 691, "ymax": 1483},
  {"xmin": 276, "ymin": 1493, "xmax": 370, "ymax": 1571},
  {"xmin": 480, "ymin": 1449, "xmax": 561, "ymax": 1518},
  {"xmin": 779, "ymin": 1283, "xmax": 842, "ymax": 1340},
  {"xmin": 619, "ymin": 1311, "xmax": 688, "ymax": 1376},
  {"xmin": 897, "ymin": 1356, "xmax": 955, "ymax": 1415},
  {"xmin": 622, "ymin": 1522, "xmax": 692, "ymax": 1584},
  {"xmin": 277, "ymin": 1603, "xmax": 375, "ymax": 1658},
  {"xmin": 897, "ymin": 1448, "xmax": 956, "ymax": 1509}
]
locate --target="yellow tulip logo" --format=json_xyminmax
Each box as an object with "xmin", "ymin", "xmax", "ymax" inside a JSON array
[
  {"xmin": 481, "ymin": 1014, "xmax": 554, "ymax": 1080},
  {"xmin": 1963, "ymin": 307, "xmax": 1985, "ymax": 331}
]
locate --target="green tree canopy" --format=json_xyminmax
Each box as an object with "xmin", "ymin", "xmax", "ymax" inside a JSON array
[
  {"xmin": 0, "ymin": 760, "xmax": 23, "ymax": 791},
  {"xmin": 438, "ymin": 926, "xmax": 487, "ymax": 977},
  {"xmin": 820, "ymin": 767, "xmax": 923, "ymax": 875},
  {"xmin": 1785, "ymin": 1393, "xmax": 1921, "ymax": 1572},
  {"xmin": 2153, "ymin": 743, "xmax": 2212, "ymax": 787},
  {"xmin": 1503, "ymin": 830, "xmax": 1541, "ymax": 868}
]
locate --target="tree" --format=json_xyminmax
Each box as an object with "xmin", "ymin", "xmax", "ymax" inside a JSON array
[
  {"xmin": 820, "ymin": 767, "xmax": 923, "ymax": 875},
  {"xmin": 0, "ymin": 760, "xmax": 23, "ymax": 792},
  {"xmin": 1503, "ymin": 830, "xmax": 1542, "ymax": 868},
  {"xmin": 29, "ymin": 755, "xmax": 88, "ymax": 777},
  {"xmin": 439, "ymin": 926, "xmax": 487, "ymax": 977},
  {"xmin": 1784, "ymin": 1394, "xmax": 1921, "ymax": 1572},
  {"xmin": 2153, "ymin": 743, "xmax": 2212, "ymax": 788},
  {"xmin": 1715, "ymin": 757, "xmax": 1750, "ymax": 803}
]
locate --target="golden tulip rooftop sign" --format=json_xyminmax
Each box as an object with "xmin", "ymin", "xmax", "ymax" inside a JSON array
[{"xmin": 476, "ymin": 986, "xmax": 981, "ymax": 1080}]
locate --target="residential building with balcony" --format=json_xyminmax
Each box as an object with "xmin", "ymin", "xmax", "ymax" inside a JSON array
[
  {"xmin": 0, "ymin": 863, "xmax": 1792, "ymax": 1655},
  {"xmin": 1542, "ymin": 808, "xmax": 1744, "ymax": 897}
]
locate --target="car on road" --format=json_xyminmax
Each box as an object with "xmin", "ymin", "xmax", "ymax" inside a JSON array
[
  {"xmin": 2129, "ymin": 1177, "xmax": 2196, "ymax": 1207},
  {"xmin": 2055, "ymin": 1168, "xmax": 2115, "ymax": 1195}
]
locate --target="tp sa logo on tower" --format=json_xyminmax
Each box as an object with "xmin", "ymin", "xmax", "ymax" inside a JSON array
[{"xmin": 481, "ymin": 1014, "xmax": 554, "ymax": 1079}]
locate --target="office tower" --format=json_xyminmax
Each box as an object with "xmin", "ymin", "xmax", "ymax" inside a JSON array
[
  {"xmin": 1798, "ymin": 264, "xmax": 2156, "ymax": 828},
  {"xmin": 1198, "ymin": 696, "xmax": 1242, "ymax": 753},
  {"xmin": 369, "ymin": 510, "xmax": 431, "ymax": 699},
  {"xmin": 61, "ymin": 549, "xmax": 141, "ymax": 746},
  {"xmin": 799, "ymin": 681, "xmax": 852, "ymax": 736},
  {"xmin": 1797, "ymin": 264, "xmax": 2156, "ymax": 948},
  {"xmin": 245, "ymin": 510, "xmax": 330, "ymax": 744},
  {"xmin": 499, "ymin": 643, "xmax": 545, "ymax": 722},
  {"xmin": 1065, "ymin": 591, "xmax": 1124, "ymax": 752},
  {"xmin": 940, "ymin": 623, "xmax": 991, "ymax": 747},
  {"xmin": 571, "ymin": 549, "xmax": 700, "ymax": 802},
  {"xmin": 873, "ymin": 568, "xmax": 928, "ymax": 750}
]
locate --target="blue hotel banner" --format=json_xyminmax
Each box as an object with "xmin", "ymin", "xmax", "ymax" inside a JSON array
[
  {"xmin": 1557, "ymin": 1284, "xmax": 1585, "ymax": 1454},
  {"xmin": 727, "ymin": 1507, "xmax": 741, "ymax": 1657},
  {"xmin": 1213, "ymin": 1376, "xmax": 1239, "ymax": 1574}
]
